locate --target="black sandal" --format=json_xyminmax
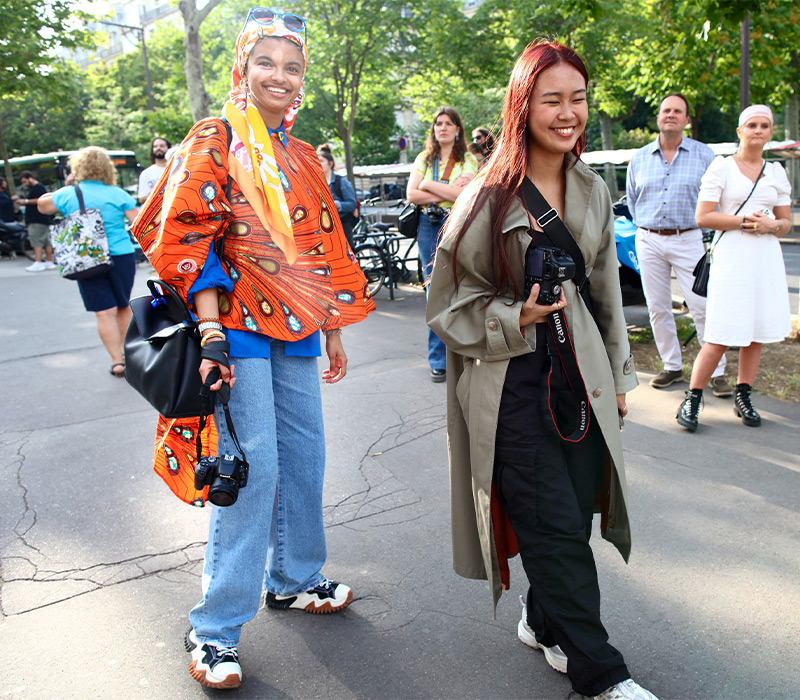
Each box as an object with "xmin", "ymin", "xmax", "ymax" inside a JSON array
[{"xmin": 110, "ymin": 362, "xmax": 125, "ymax": 377}]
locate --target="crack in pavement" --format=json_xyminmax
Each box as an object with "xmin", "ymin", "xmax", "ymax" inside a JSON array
[
  {"xmin": 0, "ymin": 344, "xmax": 99, "ymax": 364},
  {"xmin": 324, "ymin": 404, "xmax": 445, "ymax": 528},
  {"xmin": 0, "ymin": 542, "xmax": 206, "ymax": 617}
]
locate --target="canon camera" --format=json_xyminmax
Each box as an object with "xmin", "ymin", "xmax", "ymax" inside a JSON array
[
  {"xmin": 523, "ymin": 245, "xmax": 577, "ymax": 306},
  {"xmin": 195, "ymin": 454, "xmax": 249, "ymax": 507}
]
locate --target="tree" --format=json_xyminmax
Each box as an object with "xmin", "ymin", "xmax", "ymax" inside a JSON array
[
  {"xmin": 0, "ymin": 0, "xmax": 93, "ymax": 191},
  {"xmin": 291, "ymin": 0, "xmax": 414, "ymax": 183},
  {"xmin": 178, "ymin": 0, "xmax": 225, "ymax": 121}
]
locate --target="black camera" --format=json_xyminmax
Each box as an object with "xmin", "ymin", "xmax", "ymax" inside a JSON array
[
  {"xmin": 426, "ymin": 204, "xmax": 447, "ymax": 222},
  {"xmin": 523, "ymin": 245, "xmax": 577, "ymax": 305},
  {"xmin": 194, "ymin": 454, "xmax": 249, "ymax": 507}
]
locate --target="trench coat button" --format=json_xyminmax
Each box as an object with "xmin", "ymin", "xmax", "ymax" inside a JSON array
[
  {"xmin": 607, "ymin": 516, "xmax": 616, "ymax": 528},
  {"xmin": 623, "ymin": 356, "xmax": 634, "ymax": 375},
  {"xmin": 592, "ymin": 388, "xmax": 602, "ymax": 398},
  {"xmin": 487, "ymin": 321, "xmax": 498, "ymax": 331}
]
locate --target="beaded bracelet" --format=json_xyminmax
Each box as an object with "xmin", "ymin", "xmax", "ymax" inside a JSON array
[
  {"xmin": 196, "ymin": 317, "xmax": 221, "ymax": 324},
  {"xmin": 323, "ymin": 328, "xmax": 342, "ymax": 337}
]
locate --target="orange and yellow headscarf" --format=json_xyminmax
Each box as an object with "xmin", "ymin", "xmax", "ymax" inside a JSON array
[{"xmin": 222, "ymin": 11, "xmax": 309, "ymax": 264}]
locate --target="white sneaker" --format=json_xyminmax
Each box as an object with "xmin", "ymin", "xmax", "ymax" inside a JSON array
[
  {"xmin": 185, "ymin": 628, "xmax": 242, "ymax": 689},
  {"xmin": 25, "ymin": 261, "xmax": 46, "ymax": 272},
  {"xmin": 517, "ymin": 595, "xmax": 568, "ymax": 673},
  {"xmin": 43, "ymin": 261, "xmax": 57, "ymax": 270},
  {"xmin": 594, "ymin": 679, "xmax": 659, "ymax": 700}
]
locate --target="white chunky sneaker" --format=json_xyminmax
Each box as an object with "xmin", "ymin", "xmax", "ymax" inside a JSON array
[
  {"xmin": 517, "ymin": 596, "xmax": 568, "ymax": 674},
  {"xmin": 594, "ymin": 679, "xmax": 659, "ymax": 700},
  {"xmin": 185, "ymin": 628, "xmax": 242, "ymax": 689},
  {"xmin": 25, "ymin": 261, "xmax": 46, "ymax": 272},
  {"xmin": 264, "ymin": 577, "xmax": 353, "ymax": 614}
]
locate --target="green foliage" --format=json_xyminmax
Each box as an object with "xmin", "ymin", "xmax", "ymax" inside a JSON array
[
  {"xmin": 0, "ymin": 0, "xmax": 94, "ymax": 94},
  {"xmin": 0, "ymin": 63, "xmax": 89, "ymax": 156},
  {"xmin": 615, "ymin": 127, "xmax": 658, "ymax": 149}
]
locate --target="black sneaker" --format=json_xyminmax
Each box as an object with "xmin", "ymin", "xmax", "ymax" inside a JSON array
[
  {"xmin": 264, "ymin": 577, "xmax": 353, "ymax": 614},
  {"xmin": 430, "ymin": 368, "xmax": 446, "ymax": 383},
  {"xmin": 676, "ymin": 390, "xmax": 702, "ymax": 432},
  {"xmin": 185, "ymin": 627, "xmax": 242, "ymax": 689}
]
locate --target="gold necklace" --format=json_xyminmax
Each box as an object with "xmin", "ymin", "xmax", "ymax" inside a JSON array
[{"xmin": 735, "ymin": 154, "xmax": 763, "ymax": 173}]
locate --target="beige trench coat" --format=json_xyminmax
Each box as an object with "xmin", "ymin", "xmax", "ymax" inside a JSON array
[{"xmin": 426, "ymin": 157, "xmax": 639, "ymax": 608}]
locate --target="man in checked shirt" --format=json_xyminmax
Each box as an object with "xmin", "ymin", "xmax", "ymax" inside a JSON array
[{"xmin": 626, "ymin": 93, "xmax": 729, "ymax": 395}]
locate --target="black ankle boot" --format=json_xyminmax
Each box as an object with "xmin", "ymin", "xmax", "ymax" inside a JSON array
[
  {"xmin": 677, "ymin": 389, "xmax": 702, "ymax": 432},
  {"xmin": 734, "ymin": 383, "xmax": 761, "ymax": 427}
]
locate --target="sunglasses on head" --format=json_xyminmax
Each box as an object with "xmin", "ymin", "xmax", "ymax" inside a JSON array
[{"xmin": 245, "ymin": 8, "xmax": 307, "ymax": 43}]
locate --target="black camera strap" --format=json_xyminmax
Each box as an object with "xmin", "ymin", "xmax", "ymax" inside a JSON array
[
  {"xmin": 196, "ymin": 368, "xmax": 249, "ymax": 469},
  {"xmin": 521, "ymin": 177, "xmax": 596, "ymax": 319},
  {"xmin": 520, "ymin": 177, "xmax": 591, "ymax": 443}
]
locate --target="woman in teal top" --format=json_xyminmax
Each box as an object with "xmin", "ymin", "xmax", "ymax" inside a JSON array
[
  {"xmin": 406, "ymin": 106, "xmax": 477, "ymax": 382},
  {"xmin": 39, "ymin": 146, "xmax": 138, "ymax": 377}
]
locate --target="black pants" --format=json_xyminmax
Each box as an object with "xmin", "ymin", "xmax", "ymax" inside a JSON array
[{"xmin": 494, "ymin": 415, "xmax": 630, "ymax": 696}]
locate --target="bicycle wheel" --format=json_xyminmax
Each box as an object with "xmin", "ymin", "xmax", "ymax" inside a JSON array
[{"xmin": 355, "ymin": 243, "xmax": 386, "ymax": 297}]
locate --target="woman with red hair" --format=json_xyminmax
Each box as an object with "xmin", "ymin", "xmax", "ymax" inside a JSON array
[{"xmin": 427, "ymin": 41, "xmax": 656, "ymax": 699}]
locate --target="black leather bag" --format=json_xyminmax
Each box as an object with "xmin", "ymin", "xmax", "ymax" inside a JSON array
[
  {"xmin": 124, "ymin": 279, "xmax": 210, "ymax": 418},
  {"xmin": 397, "ymin": 201, "xmax": 420, "ymax": 238},
  {"xmin": 691, "ymin": 251, "xmax": 712, "ymax": 297}
]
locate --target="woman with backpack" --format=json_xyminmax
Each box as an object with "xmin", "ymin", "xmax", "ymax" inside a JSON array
[{"xmin": 318, "ymin": 148, "xmax": 358, "ymax": 248}]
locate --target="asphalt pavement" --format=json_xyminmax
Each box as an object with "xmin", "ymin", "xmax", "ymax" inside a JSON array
[{"xmin": 1, "ymin": 257, "xmax": 799, "ymax": 700}]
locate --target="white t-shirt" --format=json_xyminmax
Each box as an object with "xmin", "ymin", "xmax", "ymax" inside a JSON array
[{"xmin": 138, "ymin": 163, "xmax": 166, "ymax": 200}]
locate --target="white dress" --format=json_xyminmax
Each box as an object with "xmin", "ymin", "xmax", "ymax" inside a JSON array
[{"xmin": 697, "ymin": 156, "xmax": 792, "ymax": 346}]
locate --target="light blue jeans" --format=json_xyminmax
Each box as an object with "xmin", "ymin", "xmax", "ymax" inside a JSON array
[
  {"xmin": 189, "ymin": 343, "xmax": 327, "ymax": 647},
  {"xmin": 418, "ymin": 212, "xmax": 447, "ymax": 371}
]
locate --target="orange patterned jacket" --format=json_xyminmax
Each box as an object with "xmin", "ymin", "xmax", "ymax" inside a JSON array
[{"xmin": 131, "ymin": 117, "xmax": 375, "ymax": 505}]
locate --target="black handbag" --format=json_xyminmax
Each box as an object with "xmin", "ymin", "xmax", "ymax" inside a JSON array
[
  {"xmin": 397, "ymin": 200, "xmax": 420, "ymax": 238},
  {"xmin": 691, "ymin": 161, "xmax": 765, "ymax": 297},
  {"xmin": 124, "ymin": 279, "xmax": 210, "ymax": 418}
]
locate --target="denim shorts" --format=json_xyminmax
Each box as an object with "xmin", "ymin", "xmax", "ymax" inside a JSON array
[{"xmin": 76, "ymin": 253, "xmax": 136, "ymax": 312}]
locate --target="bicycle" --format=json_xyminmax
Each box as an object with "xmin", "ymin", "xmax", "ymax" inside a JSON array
[{"xmin": 352, "ymin": 214, "xmax": 421, "ymax": 300}]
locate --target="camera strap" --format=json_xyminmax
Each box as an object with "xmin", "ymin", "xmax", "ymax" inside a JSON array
[
  {"xmin": 432, "ymin": 153, "xmax": 457, "ymax": 184},
  {"xmin": 196, "ymin": 368, "xmax": 249, "ymax": 469},
  {"xmin": 543, "ymin": 308, "xmax": 591, "ymax": 442},
  {"xmin": 521, "ymin": 177, "xmax": 596, "ymax": 320},
  {"xmin": 520, "ymin": 178, "xmax": 591, "ymax": 442}
]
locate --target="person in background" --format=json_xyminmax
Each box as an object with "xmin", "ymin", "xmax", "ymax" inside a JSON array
[
  {"xmin": 676, "ymin": 104, "xmax": 792, "ymax": 432},
  {"xmin": 317, "ymin": 149, "xmax": 357, "ymax": 248},
  {"xmin": 137, "ymin": 137, "xmax": 172, "ymax": 204},
  {"xmin": 132, "ymin": 8, "xmax": 374, "ymax": 689},
  {"xmin": 626, "ymin": 94, "xmax": 729, "ymax": 395},
  {"xmin": 16, "ymin": 171, "xmax": 55, "ymax": 271},
  {"xmin": 468, "ymin": 141, "xmax": 487, "ymax": 168},
  {"xmin": 427, "ymin": 40, "xmax": 657, "ymax": 700},
  {"xmin": 0, "ymin": 178, "xmax": 15, "ymax": 222},
  {"xmin": 471, "ymin": 126, "xmax": 496, "ymax": 156},
  {"xmin": 406, "ymin": 106, "xmax": 478, "ymax": 382},
  {"xmin": 38, "ymin": 147, "xmax": 139, "ymax": 376}
]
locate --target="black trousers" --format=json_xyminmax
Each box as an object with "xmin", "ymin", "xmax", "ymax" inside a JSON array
[{"xmin": 494, "ymin": 415, "xmax": 630, "ymax": 696}]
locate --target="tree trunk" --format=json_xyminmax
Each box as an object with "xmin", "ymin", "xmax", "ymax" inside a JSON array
[
  {"xmin": 179, "ymin": 0, "xmax": 222, "ymax": 123},
  {"xmin": 598, "ymin": 111, "xmax": 618, "ymax": 199},
  {"xmin": 0, "ymin": 118, "xmax": 15, "ymax": 195}
]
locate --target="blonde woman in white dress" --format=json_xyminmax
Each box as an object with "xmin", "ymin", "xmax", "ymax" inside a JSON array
[{"xmin": 677, "ymin": 104, "xmax": 792, "ymax": 432}]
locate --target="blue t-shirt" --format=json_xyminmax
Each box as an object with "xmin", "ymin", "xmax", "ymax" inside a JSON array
[{"xmin": 51, "ymin": 181, "xmax": 137, "ymax": 255}]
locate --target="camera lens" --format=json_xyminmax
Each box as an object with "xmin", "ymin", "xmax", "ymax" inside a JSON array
[{"xmin": 208, "ymin": 477, "xmax": 239, "ymax": 507}]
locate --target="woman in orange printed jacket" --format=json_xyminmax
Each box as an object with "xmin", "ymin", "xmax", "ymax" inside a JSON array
[{"xmin": 132, "ymin": 8, "xmax": 374, "ymax": 689}]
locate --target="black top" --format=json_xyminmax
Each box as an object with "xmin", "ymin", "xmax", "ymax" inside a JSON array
[
  {"xmin": 0, "ymin": 191, "xmax": 14, "ymax": 222},
  {"xmin": 495, "ymin": 320, "xmax": 549, "ymax": 450},
  {"xmin": 24, "ymin": 183, "xmax": 51, "ymax": 225}
]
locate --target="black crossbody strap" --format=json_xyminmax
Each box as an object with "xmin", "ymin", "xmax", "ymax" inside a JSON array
[
  {"xmin": 712, "ymin": 161, "xmax": 767, "ymax": 250},
  {"xmin": 521, "ymin": 177, "xmax": 587, "ymax": 290}
]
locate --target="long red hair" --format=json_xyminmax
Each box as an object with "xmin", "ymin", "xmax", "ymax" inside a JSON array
[{"xmin": 447, "ymin": 40, "xmax": 589, "ymax": 302}]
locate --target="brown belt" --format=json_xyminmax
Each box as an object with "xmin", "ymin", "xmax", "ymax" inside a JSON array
[{"xmin": 640, "ymin": 227, "xmax": 695, "ymax": 235}]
